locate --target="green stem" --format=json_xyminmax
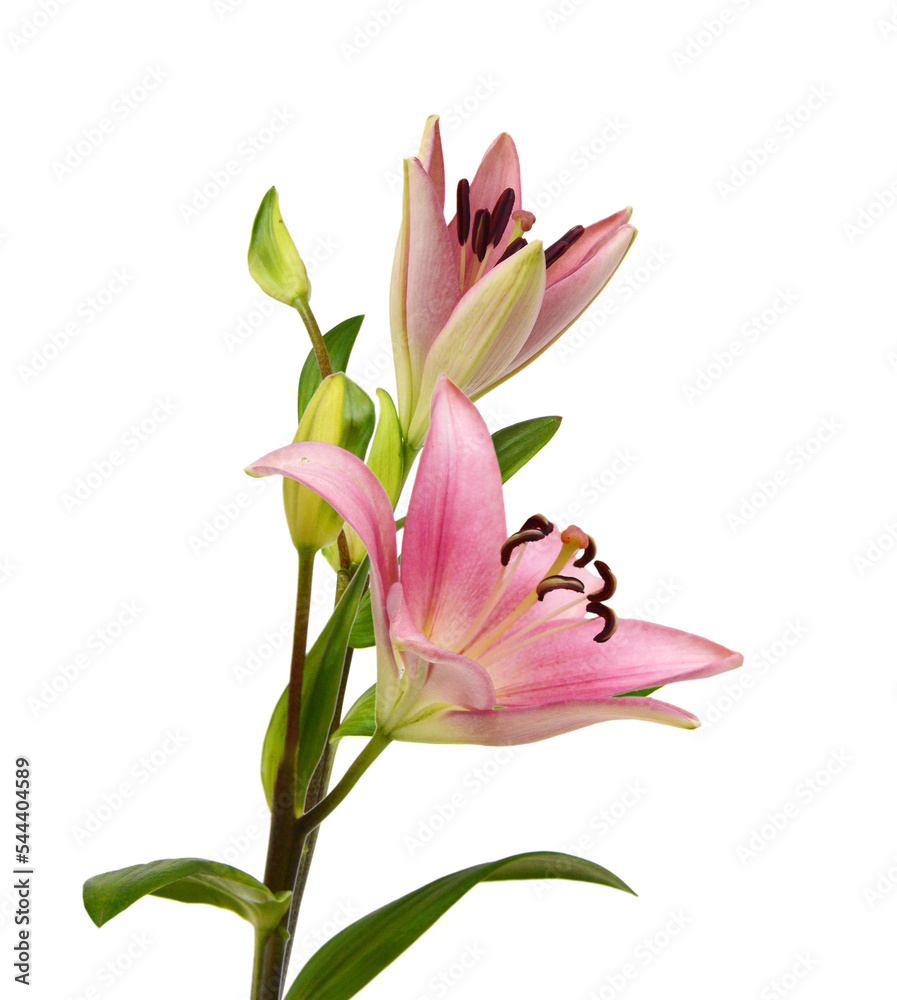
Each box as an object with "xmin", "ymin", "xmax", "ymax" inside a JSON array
[
  {"xmin": 295, "ymin": 732, "xmax": 390, "ymax": 842},
  {"xmin": 280, "ymin": 647, "xmax": 355, "ymax": 969},
  {"xmin": 263, "ymin": 550, "xmax": 314, "ymax": 889},
  {"xmin": 333, "ymin": 531, "xmax": 352, "ymax": 604},
  {"xmin": 252, "ymin": 733, "xmax": 388, "ymax": 999},
  {"xmin": 279, "ymin": 525, "xmax": 363, "ymax": 973},
  {"xmin": 253, "ymin": 409, "xmax": 409, "ymax": 996},
  {"xmin": 252, "ymin": 551, "xmax": 315, "ymax": 1000},
  {"xmin": 251, "ymin": 928, "xmax": 285, "ymax": 1000},
  {"xmin": 293, "ymin": 297, "xmax": 332, "ymax": 379},
  {"xmin": 250, "ymin": 929, "xmax": 264, "ymax": 996}
]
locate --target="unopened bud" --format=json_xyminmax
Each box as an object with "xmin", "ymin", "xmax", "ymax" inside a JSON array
[
  {"xmin": 284, "ymin": 374, "xmax": 374, "ymax": 552},
  {"xmin": 248, "ymin": 186, "xmax": 310, "ymax": 306},
  {"xmin": 324, "ymin": 388, "xmax": 404, "ymax": 571}
]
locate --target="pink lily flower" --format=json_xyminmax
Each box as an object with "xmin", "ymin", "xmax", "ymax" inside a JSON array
[
  {"xmin": 246, "ymin": 377, "xmax": 742, "ymax": 746},
  {"xmin": 392, "ymin": 116, "xmax": 637, "ymax": 450}
]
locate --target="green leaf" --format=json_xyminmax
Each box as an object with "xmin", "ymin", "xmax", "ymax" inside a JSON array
[
  {"xmin": 297, "ymin": 315, "xmax": 364, "ymax": 422},
  {"xmin": 83, "ymin": 858, "xmax": 290, "ymax": 935},
  {"xmin": 332, "ymin": 685, "xmax": 376, "ymax": 741},
  {"xmin": 616, "ymin": 686, "xmax": 663, "ymax": 698},
  {"xmin": 261, "ymin": 561, "xmax": 369, "ymax": 810},
  {"xmin": 285, "ymin": 852, "xmax": 633, "ymax": 1000},
  {"xmin": 348, "ymin": 591, "xmax": 375, "ymax": 648},
  {"xmin": 492, "ymin": 415, "xmax": 562, "ymax": 483}
]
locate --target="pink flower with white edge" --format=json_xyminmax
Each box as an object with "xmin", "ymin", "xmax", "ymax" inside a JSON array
[
  {"xmin": 246, "ymin": 377, "xmax": 741, "ymax": 746},
  {"xmin": 391, "ymin": 115, "xmax": 636, "ymax": 450}
]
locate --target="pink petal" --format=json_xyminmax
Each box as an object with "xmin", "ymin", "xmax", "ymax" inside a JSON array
[
  {"xmin": 390, "ymin": 157, "xmax": 460, "ymax": 426},
  {"xmin": 391, "ymin": 695, "xmax": 700, "ymax": 745},
  {"xmin": 448, "ymin": 133, "xmax": 523, "ymax": 260},
  {"xmin": 400, "ymin": 377, "xmax": 509, "ymax": 652},
  {"xmin": 502, "ymin": 224, "xmax": 636, "ymax": 381},
  {"xmin": 486, "ymin": 619, "xmax": 743, "ymax": 707},
  {"xmin": 544, "ymin": 208, "xmax": 632, "ymax": 288},
  {"xmin": 469, "ymin": 133, "xmax": 522, "ymax": 218},
  {"xmin": 410, "ymin": 241, "xmax": 546, "ymax": 432},
  {"xmin": 469, "ymin": 528, "xmax": 606, "ymax": 661},
  {"xmin": 417, "ymin": 115, "xmax": 445, "ymax": 209},
  {"xmin": 245, "ymin": 441, "xmax": 398, "ymax": 652},
  {"xmin": 389, "ymin": 594, "xmax": 496, "ymax": 711}
]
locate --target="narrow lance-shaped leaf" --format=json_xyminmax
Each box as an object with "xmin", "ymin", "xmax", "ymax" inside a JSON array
[
  {"xmin": 285, "ymin": 852, "xmax": 634, "ymax": 1000},
  {"xmin": 491, "ymin": 415, "xmax": 562, "ymax": 483},
  {"xmin": 83, "ymin": 859, "xmax": 291, "ymax": 936},
  {"xmin": 348, "ymin": 416, "xmax": 561, "ymax": 649},
  {"xmin": 297, "ymin": 316, "xmax": 365, "ymax": 421},
  {"xmin": 332, "ymin": 684, "xmax": 376, "ymax": 741},
  {"xmin": 261, "ymin": 559, "xmax": 369, "ymax": 810},
  {"xmin": 348, "ymin": 595, "xmax": 376, "ymax": 649},
  {"xmin": 616, "ymin": 685, "xmax": 663, "ymax": 698}
]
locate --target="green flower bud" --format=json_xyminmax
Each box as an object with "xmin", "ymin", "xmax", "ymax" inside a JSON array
[
  {"xmin": 324, "ymin": 389, "xmax": 404, "ymax": 571},
  {"xmin": 284, "ymin": 374, "xmax": 375, "ymax": 553},
  {"xmin": 367, "ymin": 389, "xmax": 404, "ymax": 507},
  {"xmin": 248, "ymin": 186, "xmax": 310, "ymax": 306}
]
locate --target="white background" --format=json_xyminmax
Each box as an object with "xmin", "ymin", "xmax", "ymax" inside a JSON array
[{"xmin": 2, "ymin": 1, "xmax": 896, "ymax": 998}]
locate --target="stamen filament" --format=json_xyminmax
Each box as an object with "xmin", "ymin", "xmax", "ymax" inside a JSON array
[
  {"xmin": 464, "ymin": 538, "xmax": 584, "ymax": 659},
  {"xmin": 479, "ymin": 612, "xmax": 589, "ymax": 666},
  {"xmin": 455, "ymin": 545, "xmax": 527, "ymax": 653}
]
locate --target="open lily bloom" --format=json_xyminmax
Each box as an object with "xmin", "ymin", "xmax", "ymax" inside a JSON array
[
  {"xmin": 392, "ymin": 116, "xmax": 637, "ymax": 450},
  {"xmin": 247, "ymin": 377, "xmax": 742, "ymax": 746}
]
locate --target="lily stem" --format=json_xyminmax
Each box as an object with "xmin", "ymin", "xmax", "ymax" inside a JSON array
[
  {"xmin": 293, "ymin": 297, "xmax": 332, "ymax": 380},
  {"xmin": 296, "ymin": 731, "xmax": 390, "ymax": 841},
  {"xmin": 251, "ymin": 732, "xmax": 388, "ymax": 1000},
  {"xmin": 279, "ymin": 539, "xmax": 359, "ymax": 970},
  {"xmin": 251, "ymin": 299, "xmax": 338, "ymax": 1000},
  {"xmin": 252, "ymin": 549, "xmax": 315, "ymax": 1000}
]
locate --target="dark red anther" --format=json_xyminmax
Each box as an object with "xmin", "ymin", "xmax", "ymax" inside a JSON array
[
  {"xmin": 586, "ymin": 602, "xmax": 617, "ymax": 643},
  {"xmin": 558, "ymin": 225, "xmax": 585, "ymax": 248},
  {"xmin": 544, "ymin": 225, "xmax": 585, "ymax": 269},
  {"xmin": 519, "ymin": 514, "xmax": 554, "ymax": 537},
  {"xmin": 472, "ymin": 208, "xmax": 491, "ymax": 261},
  {"xmin": 457, "ymin": 179, "xmax": 471, "ymax": 246},
  {"xmin": 543, "ymin": 240, "xmax": 570, "ymax": 269},
  {"xmin": 536, "ymin": 575, "xmax": 586, "ymax": 601},
  {"xmin": 572, "ymin": 534, "xmax": 597, "ymax": 568},
  {"xmin": 589, "ymin": 560, "xmax": 617, "ymax": 601},
  {"xmin": 497, "ymin": 236, "xmax": 528, "ymax": 263},
  {"xmin": 500, "ymin": 528, "xmax": 546, "ymax": 566},
  {"xmin": 490, "ymin": 188, "xmax": 516, "ymax": 247}
]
